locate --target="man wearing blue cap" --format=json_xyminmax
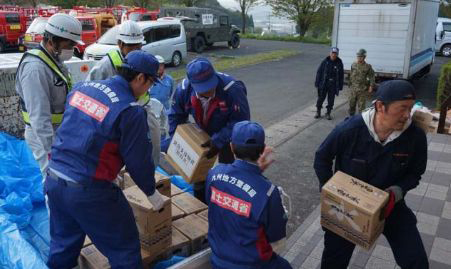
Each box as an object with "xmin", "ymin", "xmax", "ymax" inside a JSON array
[
  {"xmin": 168, "ymin": 57, "xmax": 250, "ymax": 201},
  {"xmin": 44, "ymin": 50, "xmax": 168, "ymax": 268},
  {"xmin": 206, "ymin": 120, "xmax": 291, "ymax": 269},
  {"xmin": 314, "ymin": 47, "xmax": 344, "ymax": 120},
  {"xmin": 314, "ymin": 80, "xmax": 428, "ymax": 269}
]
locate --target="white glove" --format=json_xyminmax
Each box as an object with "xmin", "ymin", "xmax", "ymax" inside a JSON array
[
  {"xmin": 147, "ymin": 190, "xmax": 167, "ymax": 211},
  {"xmin": 278, "ymin": 186, "xmax": 292, "ymax": 219}
]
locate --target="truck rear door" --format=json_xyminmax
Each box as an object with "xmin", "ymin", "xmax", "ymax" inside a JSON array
[{"xmin": 335, "ymin": 3, "xmax": 411, "ymax": 77}]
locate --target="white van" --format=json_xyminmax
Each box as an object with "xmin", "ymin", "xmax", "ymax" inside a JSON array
[
  {"xmin": 83, "ymin": 19, "xmax": 187, "ymax": 66},
  {"xmin": 436, "ymin": 17, "xmax": 451, "ymax": 57}
]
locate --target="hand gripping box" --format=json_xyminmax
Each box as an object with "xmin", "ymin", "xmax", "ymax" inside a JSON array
[
  {"xmin": 165, "ymin": 123, "xmax": 217, "ymax": 183},
  {"xmin": 123, "ymin": 185, "xmax": 172, "ymax": 241},
  {"xmin": 320, "ymin": 171, "xmax": 389, "ymax": 250}
]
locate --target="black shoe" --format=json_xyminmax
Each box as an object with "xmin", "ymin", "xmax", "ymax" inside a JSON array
[
  {"xmin": 314, "ymin": 110, "xmax": 321, "ymax": 119},
  {"xmin": 326, "ymin": 113, "xmax": 332, "ymax": 120}
]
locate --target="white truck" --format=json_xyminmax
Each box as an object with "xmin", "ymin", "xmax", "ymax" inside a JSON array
[
  {"xmin": 331, "ymin": 0, "xmax": 439, "ymax": 79},
  {"xmin": 0, "ymin": 53, "xmax": 95, "ymax": 137}
]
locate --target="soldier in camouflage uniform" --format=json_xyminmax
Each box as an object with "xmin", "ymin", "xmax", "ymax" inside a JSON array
[{"xmin": 348, "ymin": 49, "xmax": 376, "ymax": 115}]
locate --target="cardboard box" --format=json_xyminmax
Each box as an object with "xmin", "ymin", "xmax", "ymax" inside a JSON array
[
  {"xmin": 79, "ymin": 243, "xmax": 159, "ymax": 269},
  {"xmin": 172, "ymin": 202, "xmax": 185, "ymax": 220},
  {"xmin": 140, "ymin": 225, "xmax": 172, "ymax": 253},
  {"xmin": 172, "ymin": 192, "xmax": 208, "ymax": 215},
  {"xmin": 197, "ymin": 209, "xmax": 208, "ymax": 222},
  {"xmin": 165, "ymin": 123, "xmax": 217, "ymax": 183},
  {"xmin": 121, "ymin": 173, "xmax": 171, "ymax": 197},
  {"xmin": 83, "ymin": 236, "xmax": 92, "ymax": 247},
  {"xmin": 166, "ymin": 226, "xmax": 191, "ymax": 257},
  {"xmin": 412, "ymin": 110, "xmax": 451, "ymax": 134},
  {"xmin": 123, "ymin": 185, "xmax": 172, "ymax": 239},
  {"xmin": 320, "ymin": 171, "xmax": 389, "ymax": 250},
  {"xmin": 173, "ymin": 214, "xmax": 209, "ymax": 252},
  {"xmin": 171, "ymin": 183, "xmax": 184, "ymax": 197}
]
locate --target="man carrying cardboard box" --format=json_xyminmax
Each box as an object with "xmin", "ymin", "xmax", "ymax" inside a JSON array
[
  {"xmin": 44, "ymin": 51, "xmax": 168, "ymax": 269},
  {"xmin": 167, "ymin": 58, "xmax": 250, "ymax": 201},
  {"xmin": 206, "ymin": 121, "xmax": 291, "ymax": 269},
  {"xmin": 314, "ymin": 80, "xmax": 428, "ymax": 269}
]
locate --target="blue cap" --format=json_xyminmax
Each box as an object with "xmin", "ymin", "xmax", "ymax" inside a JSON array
[
  {"xmin": 375, "ymin": 80, "xmax": 416, "ymax": 102},
  {"xmin": 232, "ymin": 121, "xmax": 265, "ymax": 147},
  {"xmin": 187, "ymin": 58, "xmax": 219, "ymax": 94},
  {"xmin": 121, "ymin": 50, "xmax": 159, "ymax": 81},
  {"xmin": 331, "ymin": 47, "xmax": 339, "ymax": 53}
]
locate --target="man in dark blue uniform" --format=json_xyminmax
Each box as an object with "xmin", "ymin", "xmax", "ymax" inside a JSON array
[
  {"xmin": 45, "ymin": 50, "xmax": 167, "ymax": 269},
  {"xmin": 314, "ymin": 80, "xmax": 428, "ymax": 269},
  {"xmin": 206, "ymin": 120, "xmax": 291, "ymax": 269},
  {"xmin": 168, "ymin": 57, "xmax": 250, "ymax": 201},
  {"xmin": 314, "ymin": 47, "xmax": 344, "ymax": 120}
]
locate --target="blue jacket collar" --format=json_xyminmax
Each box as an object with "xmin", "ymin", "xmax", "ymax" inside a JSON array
[
  {"xmin": 111, "ymin": 75, "xmax": 134, "ymax": 97},
  {"xmin": 233, "ymin": 159, "xmax": 261, "ymax": 174}
]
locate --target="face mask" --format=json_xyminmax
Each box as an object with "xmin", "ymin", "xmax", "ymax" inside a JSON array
[{"xmin": 58, "ymin": 49, "xmax": 74, "ymax": 62}]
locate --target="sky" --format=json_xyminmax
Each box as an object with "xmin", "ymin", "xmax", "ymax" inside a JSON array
[{"xmin": 216, "ymin": 0, "xmax": 296, "ymax": 33}]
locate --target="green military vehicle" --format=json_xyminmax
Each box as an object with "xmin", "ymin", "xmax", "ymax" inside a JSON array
[{"xmin": 159, "ymin": 7, "xmax": 240, "ymax": 53}]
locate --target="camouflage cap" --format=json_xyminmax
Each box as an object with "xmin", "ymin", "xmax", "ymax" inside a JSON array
[{"xmin": 356, "ymin": 49, "xmax": 367, "ymax": 57}]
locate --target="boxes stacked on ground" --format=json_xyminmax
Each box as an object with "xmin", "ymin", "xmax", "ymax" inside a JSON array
[
  {"xmin": 165, "ymin": 123, "xmax": 217, "ymax": 183},
  {"xmin": 320, "ymin": 171, "xmax": 389, "ymax": 250}
]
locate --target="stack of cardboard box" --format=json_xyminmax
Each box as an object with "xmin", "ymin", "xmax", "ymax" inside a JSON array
[
  {"xmin": 413, "ymin": 110, "xmax": 451, "ymax": 134},
  {"xmin": 79, "ymin": 172, "xmax": 210, "ymax": 268}
]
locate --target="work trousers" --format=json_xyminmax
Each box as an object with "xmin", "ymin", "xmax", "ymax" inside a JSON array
[
  {"xmin": 316, "ymin": 83, "xmax": 336, "ymax": 112},
  {"xmin": 45, "ymin": 173, "xmax": 143, "ymax": 269},
  {"xmin": 348, "ymin": 87, "xmax": 371, "ymax": 115},
  {"xmin": 321, "ymin": 201, "xmax": 428, "ymax": 269}
]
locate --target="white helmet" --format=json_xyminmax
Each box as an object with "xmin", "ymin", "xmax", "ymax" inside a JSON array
[
  {"xmin": 117, "ymin": 20, "xmax": 144, "ymax": 44},
  {"xmin": 155, "ymin": 55, "xmax": 165, "ymax": 64},
  {"xmin": 45, "ymin": 13, "xmax": 84, "ymax": 45}
]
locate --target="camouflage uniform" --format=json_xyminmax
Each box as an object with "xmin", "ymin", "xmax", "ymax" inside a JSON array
[{"xmin": 348, "ymin": 62, "xmax": 375, "ymax": 115}]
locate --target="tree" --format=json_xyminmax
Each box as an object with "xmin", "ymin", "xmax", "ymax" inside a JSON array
[
  {"xmin": 439, "ymin": 2, "xmax": 451, "ymax": 18},
  {"xmin": 266, "ymin": 0, "xmax": 329, "ymax": 37},
  {"xmin": 235, "ymin": 0, "xmax": 259, "ymax": 34},
  {"xmin": 104, "ymin": 0, "xmax": 117, "ymax": 8}
]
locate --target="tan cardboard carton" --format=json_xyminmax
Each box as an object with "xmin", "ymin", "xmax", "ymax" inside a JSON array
[
  {"xmin": 197, "ymin": 209, "xmax": 208, "ymax": 222},
  {"xmin": 171, "ymin": 202, "xmax": 185, "ymax": 220},
  {"xmin": 172, "ymin": 192, "xmax": 208, "ymax": 215},
  {"xmin": 165, "ymin": 123, "xmax": 217, "ymax": 183},
  {"xmin": 171, "ymin": 183, "xmax": 184, "ymax": 197},
  {"xmin": 83, "ymin": 236, "xmax": 92, "ymax": 247},
  {"xmin": 123, "ymin": 185, "xmax": 172, "ymax": 240},
  {"xmin": 173, "ymin": 214, "xmax": 209, "ymax": 253},
  {"xmin": 166, "ymin": 226, "xmax": 191, "ymax": 257},
  {"xmin": 320, "ymin": 171, "xmax": 389, "ymax": 250},
  {"xmin": 121, "ymin": 172, "xmax": 170, "ymax": 197},
  {"xmin": 140, "ymin": 225, "xmax": 172, "ymax": 254},
  {"xmin": 79, "ymin": 243, "xmax": 160, "ymax": 269}
]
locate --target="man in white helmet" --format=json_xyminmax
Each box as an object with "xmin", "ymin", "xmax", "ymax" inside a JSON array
[
  {"xmin": 15, "ymin": 13, "xmax": 83, "ymax": 174},
  {"xmin": 86, "ymin": 20, "xmax": 144, "ymax": 81},
  {"xmin": 85, "ymin": 20, "xmax": 165, "ymax": 166}
]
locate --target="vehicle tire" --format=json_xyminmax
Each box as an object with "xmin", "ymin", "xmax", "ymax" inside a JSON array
[
  {"xmin": 228, "ymin": 33, "xmax": 240, "ymax": 49},
  {"xmin": 441, "ymin": 44, "xmax": 451, "ymax": 57},
  {"xmin": 193, "ymin": 36, "xmax": 206, "ymax": 53},
  {"xmin": 171, "ymin": 51, "xmax": 182, "ymax": 67}
]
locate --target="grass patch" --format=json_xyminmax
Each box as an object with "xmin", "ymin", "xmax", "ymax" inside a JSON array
[
  {"xmin": 240, "ymin": 33, "xmax": 331, "ymax": 45},
  {"xmin": 168, "ymin": 49, "xmax": 300, "ymax": 81}
]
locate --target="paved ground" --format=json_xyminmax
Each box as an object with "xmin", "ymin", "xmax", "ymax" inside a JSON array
[{"xmin": 282, "ymin": 133, "xmax": 451, "ymax": 269}]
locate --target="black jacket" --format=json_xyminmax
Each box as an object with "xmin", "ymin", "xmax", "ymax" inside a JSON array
[{"xmin": 315, "ymin": 56, "xmax": 344, "ymax": 96}]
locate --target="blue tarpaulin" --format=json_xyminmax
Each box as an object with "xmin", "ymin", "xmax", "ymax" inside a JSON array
[{"xmin": 0, "ymin": 132, "xmax": 49, "ymax": 269}]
